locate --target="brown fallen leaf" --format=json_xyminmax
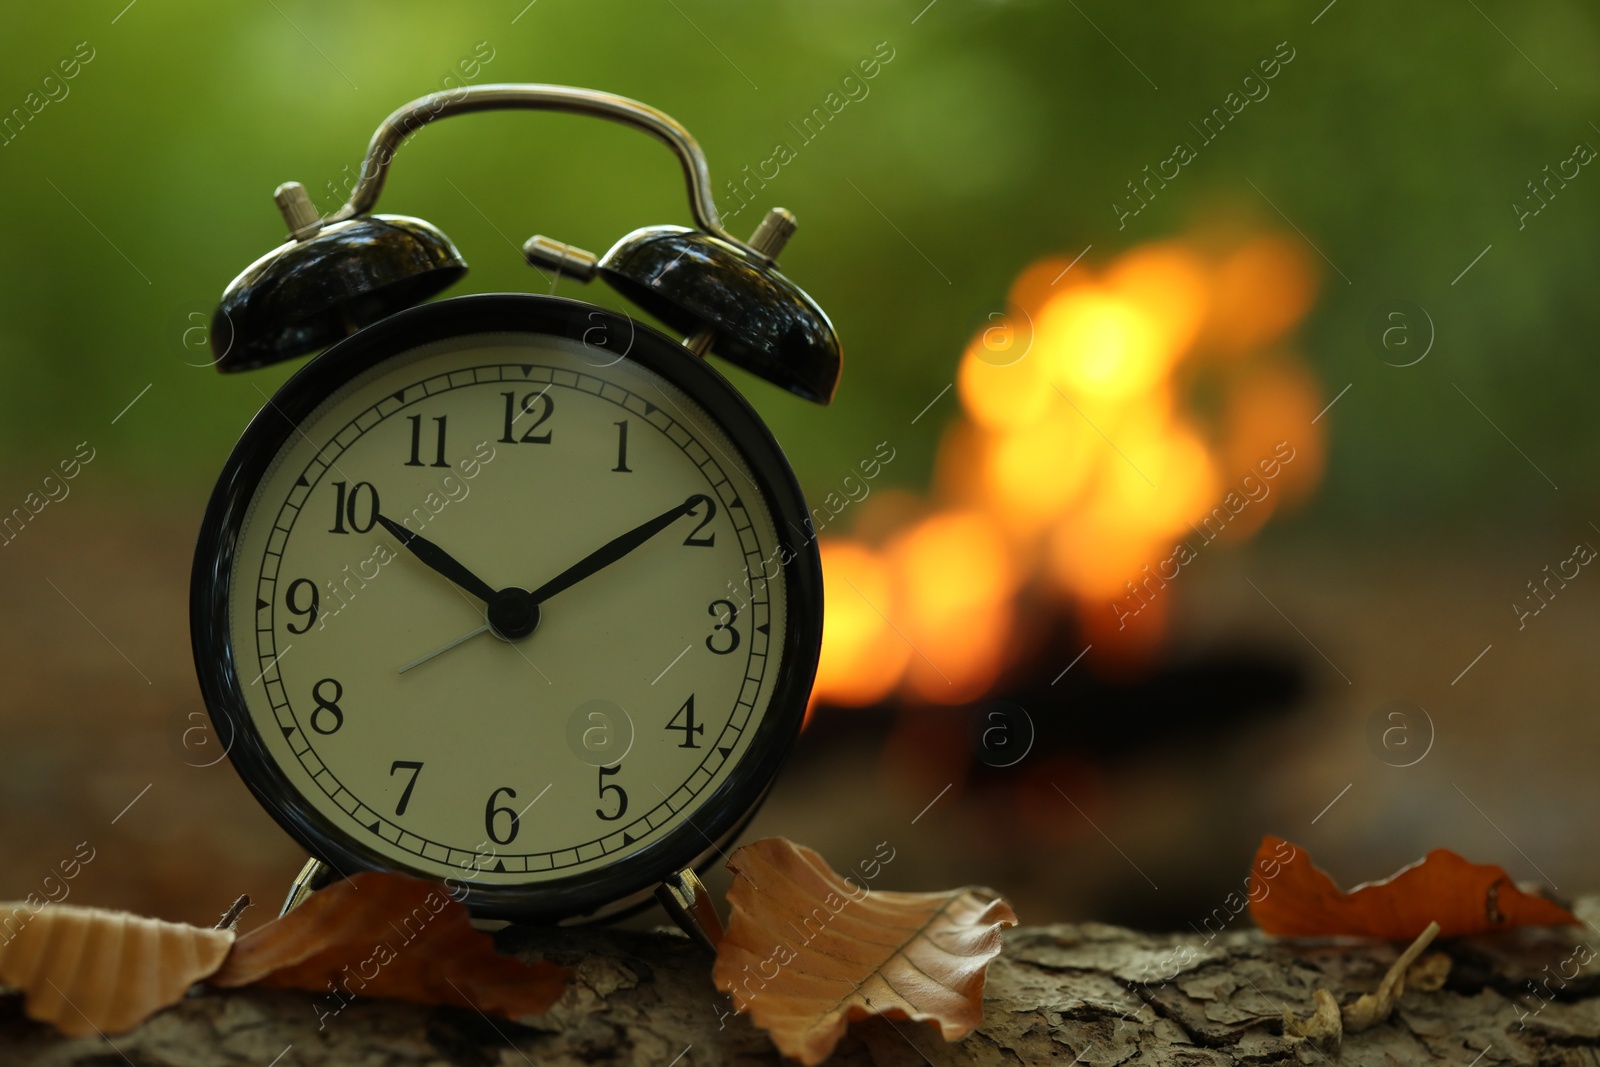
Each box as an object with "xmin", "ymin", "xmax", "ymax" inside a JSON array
[
  {"xmin": 1248, "ymin": 835, "xmax": 1577, "ymax": 939},
  {"xmin": 0, "ymin": 902, "xmax": 234, "ymax": 1036},
  {"xmin": 713, "ymin": 838, "xmax": 1017, "ymax": 1066},
  {"xmin": 208, "ymin": 871, "xmax": 569, "ymax": 1024}
]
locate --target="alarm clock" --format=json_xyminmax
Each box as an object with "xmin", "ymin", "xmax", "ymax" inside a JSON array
[{"xmin": 190, "ymin": 85, "xmax": 839, "ymax": 932}]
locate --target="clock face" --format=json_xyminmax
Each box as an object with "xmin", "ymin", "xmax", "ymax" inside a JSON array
[{"xmin": 195, "ymin": 297, "xmax": 820, "ymax": 918}]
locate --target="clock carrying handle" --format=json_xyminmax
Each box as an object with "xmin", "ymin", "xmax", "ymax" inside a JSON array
[{"xmin": 324, "ymin": 83, "xmax": 749, "ymax": 252}]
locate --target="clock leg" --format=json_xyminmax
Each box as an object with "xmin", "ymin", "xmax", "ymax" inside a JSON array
[
  {"xmin": 654, "ymin": 868, "xmax": 724, "ymax": 952},
  {"xmin": 279, "ymin": 857, "xmax": 335, "ymax": 916}
]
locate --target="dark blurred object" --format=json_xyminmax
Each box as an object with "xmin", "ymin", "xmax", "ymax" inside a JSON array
[{"xmin": 800, "ymin": 637, "xmax": 1304, "ymax": 779}]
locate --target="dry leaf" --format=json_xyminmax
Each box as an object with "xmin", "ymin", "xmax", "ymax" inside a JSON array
[
  {"xmin": 713, "ymin": 837, "xmax": 1017, "ymax": 1066},
  {"xmin": 1344, "ymin": 920, "xmax": 1439, "ymax": 1031},
  {"xmin": 1286, "ymin": 920, "xmax": 1451, "ymax": 1045},
  {"xmin": 1407, "ymin": 951, "xmax": 1452, "ymax": 992},
  {"xmin": 209, "ymin": 871, "xmax": 568, "ymax": 1023},
  {"xmin": 1248, "ymin": 835, "xmax": 1577, "ymax": 939},
  {"xmin": 1282, "ymin": 921, "xmax": 1450, "ymax": 1046},
  {"xmin": 0, "ymin": 902, "xmax": 234, "ymax": 1036},
  {"xmin": 1282, "ymin": 988, "xmax": 1341, "ymax": 1048}
]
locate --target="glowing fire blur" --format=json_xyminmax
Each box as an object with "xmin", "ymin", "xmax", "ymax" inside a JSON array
[{"xmin": 814, "ymin": 233, "xmax": 1326, "ymax": 708}]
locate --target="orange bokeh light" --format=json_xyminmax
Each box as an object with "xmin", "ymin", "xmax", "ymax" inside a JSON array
[
  {"xmin": 888, "ymin": 510, "xmax": 1017, "ymax": 704},
  {"xmin": 812, "ymin": 540, "xmax": 911, "ymax": 707},
  {"xmin": 957, "ymin": 335, "xmax": 1054, "ymax": 430},
  {"xmin": 1041, "ymin": 289, "xmax": 1171, "ymax": 403},
  {"xmin": 1107, "ymin": 242, "xmax": 1210, "ymax": 360},
  {"xmin": 1006, "ymin": 255, "xmax": 1093, "ymax": 316},
  {"xmin": 814, "ymin": 229, "xmax": 1324, "ymax": 708},
  {"xmin": 980, "ymin": 417, "xmax": 1097, "ymax": 534},
  {"xmin": 1208, "ymin": 235, "xmax": 1316, "ymax": 355},
  {"xmin": 1220, "ymin": 362, "xmax": 1326, "ymax": 515}
]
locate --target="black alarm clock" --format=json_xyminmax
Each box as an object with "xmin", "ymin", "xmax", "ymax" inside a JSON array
[{"xmin": 190, "ymin": 85, "xmax": 839, "ymax": 932}]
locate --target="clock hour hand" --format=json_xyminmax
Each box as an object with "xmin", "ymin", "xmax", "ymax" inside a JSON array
[
  {"xmin": 375, "ymin": 514, "xmax": 498, "ymax": 603},
  {"xmin": 528, "ymin": 494, "xmax": 707, "ymax": 604}
]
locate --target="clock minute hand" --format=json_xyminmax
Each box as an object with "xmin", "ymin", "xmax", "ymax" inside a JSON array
[
  {"xmin": 375, "ymin": 514, "xmax": 498, "ymax": 603},
  {"xmin": 528, "ymin": 495, "xmax": 706, "ymax": 605}
]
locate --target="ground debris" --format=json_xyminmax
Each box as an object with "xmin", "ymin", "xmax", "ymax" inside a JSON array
[{"xmin": 2, "ymin": 908, "xmax": 1598, "ymax": 1065}]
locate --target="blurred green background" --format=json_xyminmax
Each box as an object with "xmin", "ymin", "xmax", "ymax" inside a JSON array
[
  {"xmin": 2, "ymin": 0, "xmax": 1597, "ymax": 522},
  {"xmin": 4, "ymin": 0, "xmax": 1600, "ymax": 931}
]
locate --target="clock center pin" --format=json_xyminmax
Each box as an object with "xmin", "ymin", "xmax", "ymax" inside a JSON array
[{"xmin": 487, "ymin": 587, "xmax": 539, "ymax": 640}]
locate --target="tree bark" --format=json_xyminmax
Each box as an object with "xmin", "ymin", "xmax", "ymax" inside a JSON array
[{"xmin": 3, "ymin": 902, "xmax": 1597, "ymax": 1066}]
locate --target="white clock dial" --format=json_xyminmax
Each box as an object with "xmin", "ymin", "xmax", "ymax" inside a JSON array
[{"xmin": 227, "ymin": 331, "xmax": 788, "ymax": 887}]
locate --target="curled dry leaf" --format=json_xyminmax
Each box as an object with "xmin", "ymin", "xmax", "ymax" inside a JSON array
[
  {"xmin": 1343, "ymin": 920, "xmax": 1440, "ymax": 1032},
  {"xmin": 713, "ymin": 837, "xmax": 1018, "ymax": 1066},
  {"xmin": 1407, "ymin": 950, "xmax": 1452, "ymax": 992},
  {"xmin": 208, "ymin": 871, "xmax": 569, "ymax": 1023},
  {"xmin": 0, "ymin": 902, "xmax": 234, "ymax": 1036},
  {"xmin": 1282, "ymin": 988, "xmax": 1341, "ymax": 1048},
  {"xmin": 1248, "ymin": 835, "xmax": 1577, "ymax": 939},
  {"xmin": 1285, "ymin": 920, "xmax": 1452, "ymax": 1046}
]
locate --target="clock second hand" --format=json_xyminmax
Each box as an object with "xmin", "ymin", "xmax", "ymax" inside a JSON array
[
  {"xmin": 380, "ymin": 510, "xmax": 513, "ymax": 673},
  {"xmin": 398, "ymin": 622, "xmax": 491, "ymax": 674}
]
